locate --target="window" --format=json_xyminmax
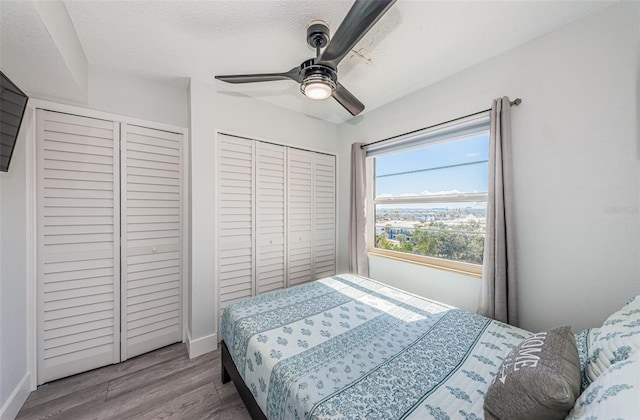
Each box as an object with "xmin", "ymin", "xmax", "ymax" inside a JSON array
[{"xmin": 367, "ymin": 116, "xmax": 490, "ymax": 276}]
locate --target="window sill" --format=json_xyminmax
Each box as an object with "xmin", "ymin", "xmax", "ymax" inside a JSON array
[{"xmin": 367, "ymin": 248, "xmax": 482, "ymax": 278}]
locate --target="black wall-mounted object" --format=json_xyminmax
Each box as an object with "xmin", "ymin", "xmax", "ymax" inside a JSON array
[{"xmin": 1, "ymin": 70, "xmax": 29, "ymax": 172}]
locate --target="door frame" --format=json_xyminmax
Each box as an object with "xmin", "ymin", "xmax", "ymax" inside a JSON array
[{"xmin": 26, "ymin": 99, "xmax": 189, "ymax": 390}]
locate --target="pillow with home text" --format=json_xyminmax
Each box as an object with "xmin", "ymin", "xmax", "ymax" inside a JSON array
[{"xmin": 484, "ymin": 326, "xmax": 580, "ymax": 420}]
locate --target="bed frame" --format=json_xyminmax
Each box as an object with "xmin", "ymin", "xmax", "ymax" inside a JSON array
[{"xmin": 221, "ymin": 340, "xmax": 267, "ymax": 419}]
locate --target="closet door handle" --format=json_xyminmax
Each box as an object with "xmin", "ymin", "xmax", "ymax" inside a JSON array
[{"xmin": 152, "ymin": 248, "xmax": 158, "ymax": 253}]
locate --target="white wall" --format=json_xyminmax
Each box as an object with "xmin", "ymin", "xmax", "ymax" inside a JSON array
[
  {"xmin": 87, "ymin": 66, "xmax": 188, "ymax": 128},
  {"xmin": 0, "ymin": 109, "xmax": 31, "ymax": 418},
  {"xmin": 369, "ymin": 255, "xmax": 481, "ymax": 312},
  {"xmin": 338, "ymin": 2, "xmax": 640, "ymax": 332},
  {"xmin": 22, "ymin": 66, "xmax": 188, "ymax": 129},
  {"xmin": 188, "ymin": 79, "xmax": 340, "ymax": 353}
]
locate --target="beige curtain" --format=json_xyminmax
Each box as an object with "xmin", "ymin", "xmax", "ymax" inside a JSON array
[
  {"xmin": 349, "ymin": 142, "xmax": 369, "ymax": 276},
  {"xmin": 478, "ymin": 97, "xmax": 518, "ymax": 326}
]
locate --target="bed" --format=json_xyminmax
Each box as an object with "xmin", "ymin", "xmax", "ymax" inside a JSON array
[
  {"xmin": 220, "ymin": 274, "xmax": 532, "ymax": 419},
  {"xmin": 221, "ymin": 274, "xmax": 640, "ymax": 419}
]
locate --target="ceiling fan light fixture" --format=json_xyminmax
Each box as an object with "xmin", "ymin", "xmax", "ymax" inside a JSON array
[{"xmin": 301, "ymin": 74, "xmax": 335, "ymax": 100}]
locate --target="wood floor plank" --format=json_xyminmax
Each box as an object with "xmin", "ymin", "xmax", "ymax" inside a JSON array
[
  {"xmin": 16, "ymin": 345, "xmax": 254, "ymax": 420},
  {"xmin": 85, "ymin": 354, "xmax": 216, "ymax": 418},
  {"xmin": 210, "ymin": 401, "xmax": 252, "ymax": 420},
  {"xmin": 21, "ymin": 343, "xmax": 186, "ymax": 411},
  {"xmin": 217, "ymin": 380, "xmax": 244, "ymax": 402},
  {"xmin": 16, "ymin": 382, "xmax": 108, "ymax": 420},
  {"xmin": 132, "ymin": 382, "xmax": 220, "ymax": 420},
  {"xmin": 103, "ymin": 350, "xmax": 195, "ymax": 399},
  {"xmin": 213, "ymin": 384, "xmax": 252, "ymax": 420}
]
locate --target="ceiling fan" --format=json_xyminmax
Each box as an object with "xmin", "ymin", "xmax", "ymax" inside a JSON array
[{"xmin": 214, "ymin": 0, "xmax": 397, "ymax": 116}]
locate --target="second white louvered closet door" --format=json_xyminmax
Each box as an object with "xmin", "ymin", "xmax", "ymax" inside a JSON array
[
  {"xmin": 36, "ymin": 110, "xmax": 120, "ymax": 385},
  {"xmin": 287, "ymin": 148, "xmax": 313, "ymax": 286},
  {"xmin": 217, "ymin": 134, "xmax": 255, "ymax": 312},
  {"xmin": 255, "ymin": 142, "xmax": 286, "ymax": 294},
  {"xmin": 121, "ymin": 124, "xmax": 183, "ymax": 360},
  {"xmin": 313, "ymin": 154, "xmax": 336, "ymax": 278}
]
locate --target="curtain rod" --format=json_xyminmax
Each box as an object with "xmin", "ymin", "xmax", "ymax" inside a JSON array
[{"xmin": 360, "ymin": 98, "xmax": 522, "ymax": 150}]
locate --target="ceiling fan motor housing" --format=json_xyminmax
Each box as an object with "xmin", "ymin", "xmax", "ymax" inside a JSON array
[
  {"xmin": 307, "ymin": 20, "xmax": 330, "ymax": 49},
  {"xmin": 300, "ymin": 59, "xmax": 336, "ymax": 81},
  {"xmin": 299, "ymin": 58, "xmax": 336, "ymax": 98}
]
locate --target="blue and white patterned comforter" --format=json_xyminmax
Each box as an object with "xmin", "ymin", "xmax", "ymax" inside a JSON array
[{"xmin": 221, "ymin": 274, "xmax": 531, "ymax": 419}]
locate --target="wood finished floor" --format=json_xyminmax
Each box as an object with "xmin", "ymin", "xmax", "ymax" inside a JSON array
[{"xmin": 16, "ymin": 344, "xmax": 252, "ymax": 420}]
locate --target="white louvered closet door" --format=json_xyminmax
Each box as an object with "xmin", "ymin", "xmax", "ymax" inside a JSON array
[
  {"xmin": 314, "ymin": 154, "xmax": 336, "ymax": 278},
  {"xmin": 287, "ymin": 149, "xmax": 313, "ymax": 286},
  {"xmin": 121, "ymin": 124, "xmax": 183, "ymax": 360},
  {"xmin": 36, "ymin": 110, "xmax": 120, "ymax": 385},
  {"xmin": 255, "ymin": 142, "xmax": 286, "ymax": 294},
  {"xmin": 218, "ymin": 134, "xmax": 254, "ymax": 314}
]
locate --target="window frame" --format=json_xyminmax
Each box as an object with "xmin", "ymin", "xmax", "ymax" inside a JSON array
[{"xmin": 365, "ymin": 117, "xmax": 490, "ymax": 278}]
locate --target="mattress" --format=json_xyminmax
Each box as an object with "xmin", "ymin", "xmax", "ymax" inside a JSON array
[{"xmin": 221, "ymin": 274, "xmax": 531, "ymax": 419}]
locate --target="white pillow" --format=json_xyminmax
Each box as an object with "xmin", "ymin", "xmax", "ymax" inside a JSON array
[
  {"xmin": 567, "ymin": 354, "xmax": 640, "ymax": 419},
  {"xmin": 586, "ymin": 295, "xmax": 640, "ymax": 382}
]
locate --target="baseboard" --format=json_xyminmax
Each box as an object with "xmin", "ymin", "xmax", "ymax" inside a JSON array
[
  {"xmin": 185, "ymin": 330, "xmax": 217, "ymax": 359},
  {"xmin": 0, "ymin": 372, "xmax": 31, "ymax": 420}
]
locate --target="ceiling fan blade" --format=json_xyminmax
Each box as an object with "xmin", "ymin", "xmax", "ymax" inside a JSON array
[
  {"xmin": 333, "ymin": 83, "xmax": 365, "ymax": 116},
  {"xmin": 318, "ymin": 0, "xmax": 396, "ymax": 69},
  {"xmin": 215, "ymin": 67, "xmax": 301, "ymax": 84}
]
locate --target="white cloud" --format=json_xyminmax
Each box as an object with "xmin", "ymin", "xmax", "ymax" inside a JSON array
[{"xmin": 420, "ymin": 189, "xmax": 462, "ymax": 196}]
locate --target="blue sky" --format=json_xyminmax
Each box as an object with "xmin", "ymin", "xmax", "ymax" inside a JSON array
[{"xmin": 375, "ymin": 133, "xmax": 489, "ymax": 198}]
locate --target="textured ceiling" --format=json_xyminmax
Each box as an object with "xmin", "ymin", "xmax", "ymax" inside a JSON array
[
  {"xmin": 0, "ymin": 1, "xmax": 87, "ymax": 103},
  {"xmin": 11, "ymin": 1, "xmax": 619, "ymax": 124}
]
